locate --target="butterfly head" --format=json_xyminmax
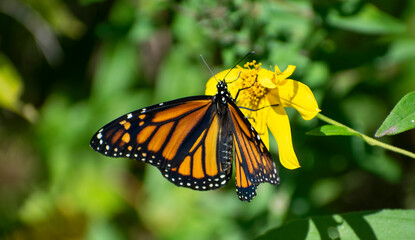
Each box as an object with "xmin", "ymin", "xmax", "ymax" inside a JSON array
[{"xmin": 216, "ymin": 80, "xmax": 233, "ymax": 104}]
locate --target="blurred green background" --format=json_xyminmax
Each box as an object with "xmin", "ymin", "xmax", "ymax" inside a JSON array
[{"xmin": 0, "ymin": 0, "xmax": 414, "ymax": 239}]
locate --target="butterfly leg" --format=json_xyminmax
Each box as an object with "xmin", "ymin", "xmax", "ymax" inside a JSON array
[
  {"xmin": 238, "ymin": 104, "xmax": 279, "ymax": 112},
  {"xmin": 234, "ymin": 75, "xmax": 258, "ymax": 101}
]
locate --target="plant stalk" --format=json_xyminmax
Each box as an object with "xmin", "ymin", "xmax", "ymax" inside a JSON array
[{"xmin": 317, "ymin": 113, "xmax": 415, "ymax": 159}]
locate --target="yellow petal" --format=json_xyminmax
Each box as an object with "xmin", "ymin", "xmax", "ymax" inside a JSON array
[
  {"xmin": 205, "ymin": 75, "xmax": 218, "ymax": 96},
  {"xmin": 274, "ymin": 65, "xmax": 283, "ymax": 75},
  {"xmin": 280, "ymin": 65, "xmax": 296, "ymax": 79},
  {"xmin": 267, "ymin": 106, "xmax": 300, "ymax": 169},
  {"xmin": 273, "ymin": 65, "xmax": 296, "ymax": 84},
  {"xmin": 273, "ymin": 79, "xmax": 320, "ymax": 120},
  {"xmin": 257, "ymin": 69, "xmax": 277, "ymax": 89}
]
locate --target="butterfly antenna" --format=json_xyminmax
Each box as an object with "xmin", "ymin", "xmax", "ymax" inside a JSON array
[
  {"xmin": 223, "ymin": 51, "xmax": 255, "ymax": 80},
  {"xmin": 200, "ymin": 55, "xmax": 219, "ymax": 82}
]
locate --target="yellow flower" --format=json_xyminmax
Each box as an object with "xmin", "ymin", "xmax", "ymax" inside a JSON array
[{"xmin": 206, "ymin": 61, "xmax": 320, "ymax": 169}]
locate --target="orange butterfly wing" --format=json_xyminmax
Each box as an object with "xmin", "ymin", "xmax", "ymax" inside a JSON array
[
  {"xmin": 91, "ymin": 80, "xmax": 280, "ymax": 201},
  {"xmin": 227, "ymin": 102, "xmax": 280, "ymax": 201}
]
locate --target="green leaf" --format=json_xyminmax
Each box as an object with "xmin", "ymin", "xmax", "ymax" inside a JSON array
[
  {"xmin": 307, "ymin": 125, "xmax": 359, "ymax": 137},
  {"xmin": 256, "ymin": 209, "xmax": 415, "ymax": 240},
  {"xmin": 327, "ymin": 3, "xmax": 406, "ymax": 34},
  {"xmin": 375, "ymin": 91, "xmax": 415, "ymax": 137}
]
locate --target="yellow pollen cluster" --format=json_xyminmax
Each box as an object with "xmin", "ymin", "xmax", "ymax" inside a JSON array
[{"xmin": 237, "ymin": 61, "xmax": 267, "ymax": 107}]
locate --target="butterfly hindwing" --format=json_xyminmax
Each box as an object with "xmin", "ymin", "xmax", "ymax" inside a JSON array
[
  {"xmin": 90, "ymin": 96, "xmax": 232, "ymax": 191},
  {"xmin": 227, "ymin": 101, "xmax": 280, "ymax": 201}
]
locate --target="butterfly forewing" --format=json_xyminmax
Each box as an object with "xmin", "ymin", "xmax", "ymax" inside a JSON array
[
  {"xmin": 227, "ymin": 101, "xmax": 280, "ymax": 201},
  {"xmin": 90, "ymin": 96, "xmax": 232, "ymax": 191}
]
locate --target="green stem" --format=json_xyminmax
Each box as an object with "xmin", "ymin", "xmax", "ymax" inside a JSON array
[{"xmin": 316, "ymin": 113, "xmax": 415, "ymax": 159}]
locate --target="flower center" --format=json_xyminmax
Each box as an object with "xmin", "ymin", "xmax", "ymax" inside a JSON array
[{"xmin": 238, "ymin": 61, "xmax": 267, "ymax": 108}]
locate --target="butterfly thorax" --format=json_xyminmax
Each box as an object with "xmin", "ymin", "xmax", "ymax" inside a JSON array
[{"xmin": 214, "ymin": 80, "xmax": 233, "ymax": 115}]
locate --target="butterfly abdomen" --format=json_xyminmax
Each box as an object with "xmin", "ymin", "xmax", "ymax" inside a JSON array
[{"xmin": 213, "ymin": 81, "xmax": 234, "ymax": 174}]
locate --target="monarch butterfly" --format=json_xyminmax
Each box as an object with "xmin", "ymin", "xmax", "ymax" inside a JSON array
[{"xmin": 90, "ymin": 62, "xmax": 280, "ymax": 202}]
